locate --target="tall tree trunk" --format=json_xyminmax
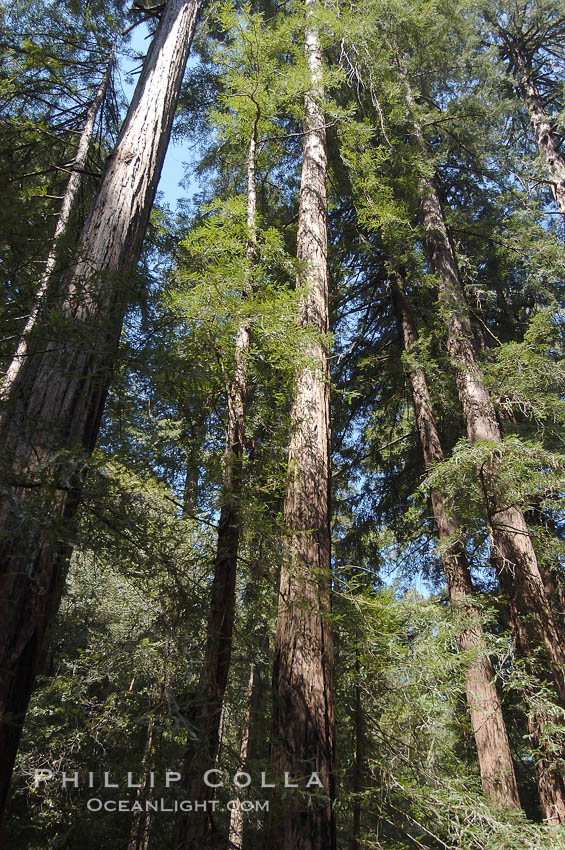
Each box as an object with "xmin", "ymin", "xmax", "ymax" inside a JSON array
[
  {"xmin": 502, "ymin": 586, "xmax": 565, "ymax": 825},
  {"xmin": 524, "ymin": 497, "xmax": 565, "ymax": 646},
  {"xmin": 389, "ymin": 270, "xmax": 520, "ymax": 810},
  {"xmin": 0, "ymin": 46, "xmax": 115, "ymax": 403},
  {"xmin": 421, "ymin": 183, "xmax": 565, "ymax": 822},
  {"xmin": 417, "ymin": 168, "xmax": 565, "ymax": 701},
  {"xmin": 228, "ymin": 664, "xmax": 256, "ymax": 850},
  {"xmin": 0, "ymin": 0, "xmax": 202, "ymax": 820},
  {"xmin": 399, "ymin": 71, "xmax": 565, "ymax": 821},
  {"xmin": 508, "ymin": 45, "xmax": 565, "ymax": 221},
  {"xmin": 177, "ymin": 119, "xmax": 257, "ymax": 849},
  {"xmin": 271, "ymin": 5, "xmax": 336, "ymax": 848},
  {"xmin": 352, "ymin": 649, "xmax": 363, "ymax": 850},
  {"xmin": 128, "ymin": 718, "xmax": 155, "ymax": 850}
]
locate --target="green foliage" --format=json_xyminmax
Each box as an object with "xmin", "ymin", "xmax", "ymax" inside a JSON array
[
  {"xmin": 4, "ymin": 0, "xmax": 565, "ymax": 847},
  {"xmin": 335, "ymin": 583, "xmax": 564, "ymax": 849},
  {"xmin": 0, "ymin": 0, "xmax": 126, "ymax": 374},
  {"xmin": 484, "ymin": 310, "xmax": 565, "ymax": 442}
]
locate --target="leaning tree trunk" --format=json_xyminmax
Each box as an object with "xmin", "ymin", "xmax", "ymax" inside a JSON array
[
  {"xmin": 270, "ymin": 5, "xmax": 336, "ymax": 849},
  {"xmin": 501, "ymin": 581, "xmax": 565, "ymax": 824},
  {"xmin": 400, "ymin": 71, "xmax": 565, "ymax": 698},
  {"xmin": 417, "ymin": 167, "xmax": 565, "ymax": 824},
  {"xmin": 0, "ymin": 46, "xmax": 115, "ymax": 403},
  {"xmin": 399, "ymin": 72, "xmax": 565, "ymax": 821},
  {"xmin": 525, "ymin": 497, "xmax": 565, "ymax": 647},
  {"xmin": 416, "ymin": 170, "xmax": 565, "ymax": 702},
  {"xmin": 510, "ymin": 46, "xmax": 565, "ymax": 221},
  {"xmin": 389, "ymin": 270, "xmax": 520, "ymax": 810},
  {"xmin": 177, "ymin": 119, "xmax": 258, "ymax": 849},
  {"xmin": 0, "ymin": 0, "xmax": 202, "ymax": 819}
]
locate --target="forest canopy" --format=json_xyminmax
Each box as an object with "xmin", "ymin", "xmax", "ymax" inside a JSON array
[{"xmin": 0, "ymin": 0, "xmax": 564, "ymax": 848}]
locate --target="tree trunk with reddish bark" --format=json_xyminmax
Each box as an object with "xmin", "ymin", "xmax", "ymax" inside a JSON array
[
  {"xmin": 0, "ymin": 46, "xmax": 115, "ymax": 403},
  {"xmin": 389, "ymin": 271, "xmax": 521, "ymax": 810},
  {"xmin": 0, "ymin": 0, "xmax": 202, "ymax": 820},
  {"xmin": 417, "ymin": 174, "xmax": 565, "ymax": 822},
  {"xmin": 270, "ymin": 5, "xmax": 335, "ymax": 848},
  {"xmin": 399, "ymin": 71, "xmax": 565, "ymax": 820},
  {"xmin": 501, "ymin": 582, "xmax": 565, "ymax": 824},
  {"xmin": 525, "ymin": 498, "xmax": 565, "ymax": 646},
  {"xmin": 416, "ymin": 170, "xmax": 565, "ymax": 703}
]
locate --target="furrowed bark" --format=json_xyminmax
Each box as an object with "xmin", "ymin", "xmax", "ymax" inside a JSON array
[
  {"xmin": 502, "ymin": 585, "xmax": 565, "ymax": 824},
  {"xmin": 525, "ymin": 498, "xmax": 565, "ymax": 647},
  {"xmin": 0, "ymin": 0, "xmax": 202, "ymax": 819},
  {"xmin": 389, "ymin": 270, "xmax": 520, "ymax": 810},
  {"xmin": 417, "ymin": 171, "xmax": 565, "ymax": 702},
  {"xmin": 400, "ymin": 72, "xmax": 565, "ymax": 821},
  {"xmin": 518, "ymin": 61, "xmax": 565, "ymax": 221},
  {"xmin": 0, "ymin": 46, "xmax": 115, "ymax": 403},
  {"xmin": 177, "ymin": 121, "xmax": 257, "ymax": 849},
  {"xmin": 271, "ymin": 5, "xmax": 336, "ymax": 848},
  {"xmin": 499, "ymin": 34, "xmax": 565, "ymax": 221}
]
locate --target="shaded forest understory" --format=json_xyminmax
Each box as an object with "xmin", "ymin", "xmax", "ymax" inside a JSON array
[{"xmin": 1, "ymin": 0, "xmax": 565, "ymax": 848}]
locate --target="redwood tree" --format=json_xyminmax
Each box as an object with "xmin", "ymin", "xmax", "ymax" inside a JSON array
[
  {"xmin": 484, "ymin": 3, "xmax": 565, "ymax": 222},
  {"xmin": 271, "ymin": 2, "xmax": 336, "ymax": 847},
  {"xmin": 389, "ymin": 268, "xmax": 521, "ymax": 811},
  {"xmin": 400, "ymin": 69, "xmax": 565, "ymax": 819},
  {"xmin": 0, "ymin": 46, "xmax": 116, "ymax": 402},
  {"xmin": 0, "ymin": 0, "xmax": 203, "ymax": 816}
]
